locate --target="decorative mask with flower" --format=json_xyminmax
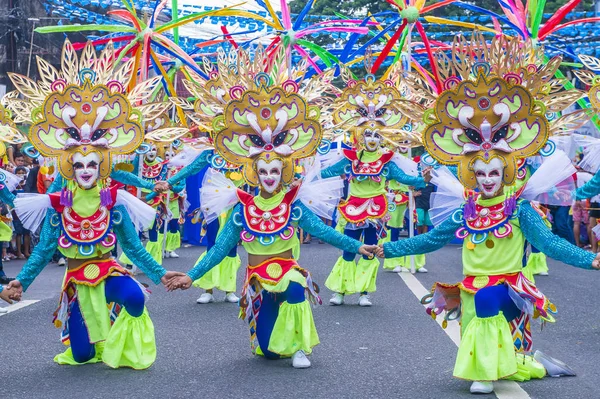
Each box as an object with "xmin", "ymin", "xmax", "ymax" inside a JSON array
[
  {"xmin": 399, "ymin": 32, "xmax": 584, "ymax": 198},
  {"xmin": 333, "ymin": 59, "xmax": 420, "ymax": 152},
  {"xmin": 212, "ymin": 75, "xmax": 322, "ymax": 192},
  {"xmin": 6, "ymin": 39, "xmax": 183, "ymax": 206}
]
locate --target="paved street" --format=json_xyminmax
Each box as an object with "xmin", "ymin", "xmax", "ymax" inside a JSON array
[{"xmin": 1, "ymin": 242, "xmax": 599, "ymax": 399}]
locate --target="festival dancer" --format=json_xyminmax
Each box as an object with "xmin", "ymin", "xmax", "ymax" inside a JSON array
[
  {"xmin": 3, "ymin": 40, "xmax": 183, "ymax": 368},
  {"xmin": 166, "ymin": 70, "xmax": 379, "ymax": 369},
  {"xmin": 126, "ymin": 138, "xmax": 185, "ymax": 264},
  {"xmin": 320, "ymin": 67, "xmax": 428, "ymax": 307},
  {"xmin": 379, "ymin": 33, "xmax": 597, "ymax": 394}
]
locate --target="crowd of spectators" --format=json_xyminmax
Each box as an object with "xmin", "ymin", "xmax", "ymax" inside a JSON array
[{"xmin": 0, "ymin": 144, "xmax": 63, "ymax": 285}]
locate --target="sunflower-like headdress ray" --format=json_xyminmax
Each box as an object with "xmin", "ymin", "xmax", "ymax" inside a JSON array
[
  {"xmin": 396, "ymin": 31, "xmax": 585, "ymax": 190},
  {"xmin": 0, "ymin": 93, "xmax": 28, "ymax": 162},
  {"xmin": 6, "ymin": 39, "xmax": 186, "ymax": 205}
]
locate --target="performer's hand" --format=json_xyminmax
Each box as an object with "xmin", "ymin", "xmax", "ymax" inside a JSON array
[
  {"xmin": 592, "ymin": 254, "xmax": 600, "ymax": 270},
  {"xmin": 161, "ymin": 271, "xmax": 185, "ymax": 286},
  {"xmin": 375, "ymin": 244, "xmax": 385, "ymax": 258},
  {"xmin": 154, "ymin": 181, "xmax": 170, "ymax": 193},
  {"xmin": 359, "ymin": 245, "xmax": 378, "ymax": 259},
  {"xmin": 166, "ymin": 275, "xmax": 193, "ymax": 291},
  {"xmin": 422, "ymin": 167, "xmax": 433, "ymax": 183},
  {"xmin": 0, "ymin": 286, "xmax": 15, "ymax": 304},
  {"xmin": 6, "ymin": 280, "xmax": 22, "ymax": 301}
]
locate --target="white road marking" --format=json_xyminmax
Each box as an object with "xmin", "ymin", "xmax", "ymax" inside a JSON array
[
  {"xmin": 398, "ymin": 272, "xmax": 532, "ymax": 399},
  {"xmin": 0, "ymin": 300, "xmax": 40, "ymax": 316}
]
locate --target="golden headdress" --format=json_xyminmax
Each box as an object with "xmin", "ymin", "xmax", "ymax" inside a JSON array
[
  {"xmin": 333, "ymin": 55, "xmax": 422, "ymax": 151},
  {"xmin": 398, "ymin": 32, "xmax": 585, "ymax": 189},
  {"xmin": 175, "ymin": 48, "xmax": 338, "ymax": 186},
  {"xmin": 6, "ymin": 39, "xmax": 182, "ymax": 204},
  {"xmin": 0, "ymin": 93, "xmax": 27, "ymax": 161}
]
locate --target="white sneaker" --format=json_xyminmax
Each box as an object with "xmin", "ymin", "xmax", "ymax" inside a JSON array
[
  {"xmin": 163, "ymin": 252, "xmax": 170, "ymax": 258},
  {"xmin": 329, "ymin": 293, "xmax": 344, "ymax": 306},
  {"xmin": 225, "ymin": 292, "xmax": 239, "ymax": 303},
  {"xmin": 58, "ymin": 258, "xmax": 66, "ymax": 266},
  {"xmin": 400, "ymin": 267, "xmax": 410, "ymax": 272},
  {"xmin": 292, "ymin": 350, "xmax": 311, "ymax": 369},
  {"xmin": 538, "ymin": 271, "xmax": 549, "ymax": 276},
  {"xmin": 196, "ymin": 293, "xmax": 215, "ymax": 304},
  {"xmin": 358, "ymin": 294, "xmax": 372, "ymax": 307},
  {"xmin": 534, "ymin": 350, "xmax": 576, "ymax": 377},
  {"xmin": 392, "ymin": 266, "xmax": 403, "ymax": 273},
  {"xmin": 470, "ymin": 381, "xmax": 493, "ymax": 394},
  {"xmin": 417, "ymin": 267, "xmax": 428, "ymax": 273},
  {"xmin": 125, "ymin": 264, "xmax": 140, "ymax": 275},
  {"xmin": 0, "ymin": 307, "xmax": 7, "ymax": 314},
  {"xmin": 168, "ymin": 251, "xmax": 180, "ymax": 258}
]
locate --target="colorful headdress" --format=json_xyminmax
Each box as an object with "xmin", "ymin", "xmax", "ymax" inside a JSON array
[
  {"xmin": 0, "ymin": 94, "xmax": 28, "ymax": 160},
  {"xmin": 6, "ymin": 39, "xmax": 178, "ymax": 204},
  {"xmin": 173, "ymin": 47, "xmax": 338, "ymax": 137},
  {"xmin": 333, "ymin": 58, "xmax": 421, "ymax": 150},
  {"xmin": 574, "ymin": 54, "xmax": 600, "ymax": 114},
  {"xmin": 213, "ymin": 76, "xmax": 323, "ymax": 187},
  {"xmin": 402, "ymin": 32, "xmax": 584, "ymax": 189}
]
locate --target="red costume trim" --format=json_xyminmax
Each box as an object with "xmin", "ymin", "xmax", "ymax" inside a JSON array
[
  {"xmin": 343, "ymin": 149, "xmax": 394, "ymax": 176},
  {"xmin": 236, "ymin": 186, "xmax": 300, "ymax": 236},
  {"xmin": 339, "ymin": 194, "xmax": 388, "ymax": 223}
]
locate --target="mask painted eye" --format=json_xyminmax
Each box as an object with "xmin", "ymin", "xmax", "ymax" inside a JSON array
[
  {"xmin": 73, "ymin": 162, "xmax": 84, "ymax": 170},
  {"xmin": 91, "ymin": 128, "xmax": 107, "ymax": 142},
  {"xmin": 273, "ymin": 130, "xmax": 288, "ymax": 146},
  {"xmin": 464, "ymin": 128, "xmax": 483, "ymax": 145},
  {"xmin": 66, "ymin": 127, "xmax": 81, "ymax": 141},
  {"xmin": 270, "ymin": 168, "xmax": 281, "ymax": 175},
  {"xmin": 489, "ymin": 170, "xmax": 501, "ymax": 177},
  {"xmin": 248, "ymin": 134, "xmax": 266, "ymax": 147},
  {"xmin": 258, "ymin": 169, "xmax": 268, "ymax": 176},
  {"xmin": 491, "ymin": 125, "xmax": 509, "ymax": 143},
  {"xmin": 357, "ymin": 108, "xmax": 369, "ymax": 118},
  {"xmin": 375, "ymin": 107, "xmax": 386, "ymax": 117}
]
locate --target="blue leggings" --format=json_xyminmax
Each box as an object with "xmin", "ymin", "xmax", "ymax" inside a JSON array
[
  {"xmin": 148, "ymin": 219, "xmax": 179, "ymax": 243},
  {"xmin": 390, "ymin": 227, "xmax": 401, "ymax": 242},
  {"xmin": 255, "ymin": 282, "xmax": 305, "ymax": 359},
  {"xmin": 342, "ymin": 226, "xmax": 377, "ymax": 261},
  {"xmin": 474, "ymin": 284, "xmax": 520, "ymax": 322},
  {"xmin": 205, "ymin": 218, "xmax": 237, "ymax": 257},
  {"xmin": 68, "ymin": 275, "xmax": 146, "ymax": 363}
]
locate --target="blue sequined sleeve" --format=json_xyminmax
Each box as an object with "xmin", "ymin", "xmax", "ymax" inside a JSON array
[
  {"xmin": 387, "ymin": 162, "xmax": 426, "ymax": 189},
  {"xmin": 48, "ymin": 175, "xmax": 63, "ymax": 193},
  {"xmin": 167, "ymin": 149, "xmax": 213, "ymax": 187},
  {"xmin": 0, "ymin": 184, "xmax": 15, "ymax": 207},
  {"xmin": 320, "ymin": 158, "xmax": 350, "ymax": 179},
  {"xmin": 519, "ymin": 201, "xmax": 595, "ymax": 269},
  {"xmin": 186, "ymin": 204, "xmax": 243, "ymax": 281},
  {"xmin": 383, "ymin": 215, "xmax": 460, "ymax": 258},
  {"xmin": 171, "ymin": 181, "xmax": 186, "ymax": 194},
  {"xmin": 574, "ymin": 171, "xmax": 600, "ymax": 200},
  {"xmin": 16, "ymin": 210, "xmax": 60, "ymax": 291},
  {"xmin": 295, "ymin": 202, "xmax": 362, "ymax": 253},
  {"xmin": 112, "ymin": 205, "xmax": 167, "ymax": 284},
  {"xmin": 111, "ymin": 169, "xmax": 154, "ymax": 190}
]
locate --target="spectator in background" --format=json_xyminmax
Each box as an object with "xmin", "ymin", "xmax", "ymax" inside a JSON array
[
  {"xmin": 0, "ymin": 200, "xmax": 12, "ymax": 284},
  {"xmin": 574, "ymin": 170, "xmax": 593, "ymax": 249},
  {"xmin": 11, "ymin": 166, "xmax": 30, "ymax": 259},
  {"xmin": 13, "ymin": 152, "xmax": 25, "ymax": 168}
]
